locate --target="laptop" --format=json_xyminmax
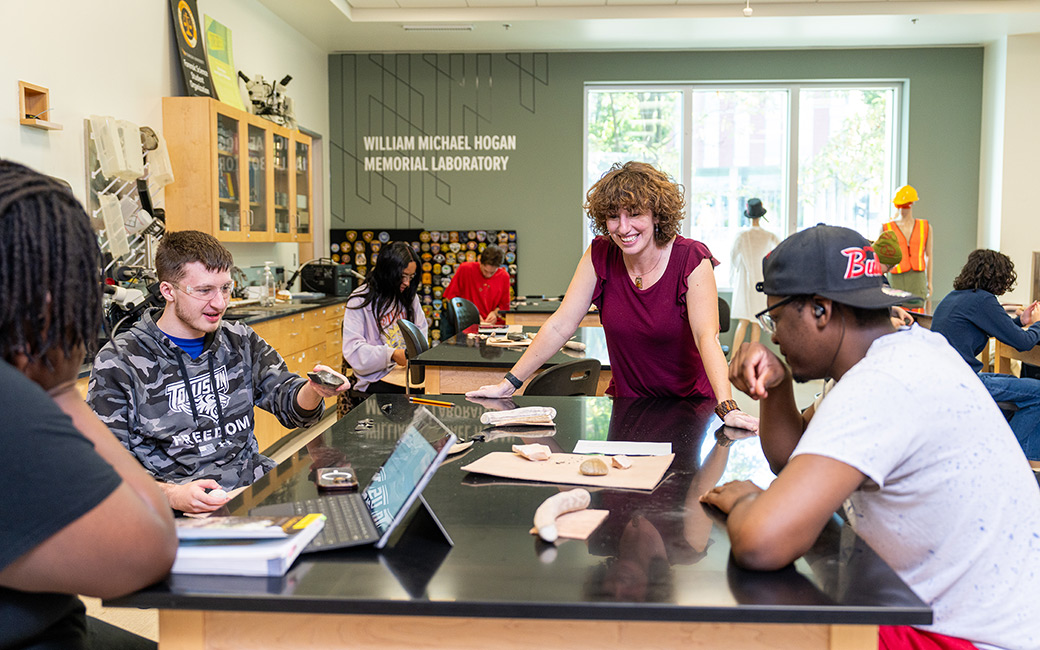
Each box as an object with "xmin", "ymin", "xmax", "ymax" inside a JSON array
[{"xmin": 251, "ymin": 407, "xmax": 457, "ymax": 551}]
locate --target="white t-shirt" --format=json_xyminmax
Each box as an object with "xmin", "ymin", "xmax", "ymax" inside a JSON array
[{"xmin": 793, "ymin": 325, "xmax": 1040, "ymax": 650}]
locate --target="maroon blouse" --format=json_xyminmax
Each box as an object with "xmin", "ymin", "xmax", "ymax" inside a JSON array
[{"xmin": 590, "ymin": 235, "xmax": 718, "ymax": 399}]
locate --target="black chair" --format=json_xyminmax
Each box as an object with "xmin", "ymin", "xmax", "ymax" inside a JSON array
[
  {"xmin": 449, "ymin": 297, "xmax": 481, "ymax": 334},
  {"xmin": 719, "ymin": 296, "xmax": 731, "ymax": 355},
  {"xmin": 397, "ymin": 318, "xmax": 428, "ymax": 394},
  {"xmin": 524, "ymin": 358, "xmax": 602, "ymax": 396}
]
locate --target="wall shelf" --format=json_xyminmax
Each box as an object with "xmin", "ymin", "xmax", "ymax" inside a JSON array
[{"xmin": 18, "ymin": 81, "xmax": 63, "ymax": 131}]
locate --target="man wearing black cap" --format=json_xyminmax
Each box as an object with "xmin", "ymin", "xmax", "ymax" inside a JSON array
[{"xmin": 702, "ymin": 225, "xmax": 1040, "ymax": 649}]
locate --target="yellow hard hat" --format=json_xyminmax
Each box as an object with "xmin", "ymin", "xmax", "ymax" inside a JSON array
[{"xmin": 893, "ymin": 185, "xmax": 919, "ymax": 207}]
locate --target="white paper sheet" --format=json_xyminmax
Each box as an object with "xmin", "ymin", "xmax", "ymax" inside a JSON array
[{"xmin": 572, "ymin": 440, "xmax": 672, "ymax": 456}]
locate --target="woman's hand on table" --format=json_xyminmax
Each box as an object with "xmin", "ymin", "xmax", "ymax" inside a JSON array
[
  {"xmin": 392, "ymin": 348, "xmax": 408, "ymax": 367},
  {"xmin": 729, "ymin": 342, "xmax": 788, "ymax": 400},
  {"xmin": 700, "ymin": 480, "xmax": 763, "ymax": 515},
  {"xmin": 466, "ymin": 379, "xmax": 516, "ymax": 399},
  {"xmin": 724, "ymin": 409, "xmax": 759, "ymax": 432}
]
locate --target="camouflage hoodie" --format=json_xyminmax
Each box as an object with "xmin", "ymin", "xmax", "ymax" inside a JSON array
[{"xmin": 88, "ymin": 310, "xmax": 323, "ymax": 489}]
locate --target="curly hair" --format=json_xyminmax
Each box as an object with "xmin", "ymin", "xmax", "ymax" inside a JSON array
[
  {"xmin": 952, "ymin": 249, "xmax": 1017, "ymax": 296},
  {"xmin": 584, "ymin": 161, "xmax": 685, "ymax": 246},
  {"xmin": 0, "ymin": 160, "xmax": 103, "ymax": 364}
]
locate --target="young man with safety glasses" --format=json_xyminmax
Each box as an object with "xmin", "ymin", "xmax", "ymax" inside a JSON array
[{"xmin": 88, "ymin": 231, "xmax": 348, "ymax": 513}]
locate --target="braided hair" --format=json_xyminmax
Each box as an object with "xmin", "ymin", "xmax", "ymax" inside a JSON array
[{"xmin": 0, "ymin": 160, "xmax": 102, "ymax": 364}]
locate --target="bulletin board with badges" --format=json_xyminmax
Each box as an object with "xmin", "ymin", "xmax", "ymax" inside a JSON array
[{"xmin": 329, "ymin": 229, "xmax": 518, "ymax": 343}]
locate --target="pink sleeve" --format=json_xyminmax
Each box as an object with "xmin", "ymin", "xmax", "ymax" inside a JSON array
[{"xmin": 590, "ymin": 236, "xmax": 610, "ymax": 310}]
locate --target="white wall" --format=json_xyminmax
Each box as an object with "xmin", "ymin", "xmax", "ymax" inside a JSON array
[
  {"xmin": 0, "ymin": 0, "xmax": 329, "ymax": 276},
  {"xmin": 978, "ymin": 38, "xmax": 1006, "ymax": 252},
  {"xmin": 996, "ymin": 33, "xmax": 1040, "ymax": 304}
]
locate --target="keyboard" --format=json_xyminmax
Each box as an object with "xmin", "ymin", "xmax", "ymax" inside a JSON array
[{"xmin": 286, "ymin": 493, "xmax": 379, "ymax": 550}]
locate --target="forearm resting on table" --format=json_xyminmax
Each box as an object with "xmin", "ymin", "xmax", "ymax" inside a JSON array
[
  {"xmin": 50, "ymin": 389, "xmax": 173, "ymax": 519},
  {"xmin": 756, "ymin": 379, "xmax": 806, "ymax": 475}
]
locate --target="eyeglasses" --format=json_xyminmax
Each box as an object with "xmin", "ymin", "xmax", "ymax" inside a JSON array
[
  {"xmin": 172, "ymin": 282, "xmax": 233, "ymax": 300},
  {"xmin": 754, "ymin": 296, "xmax": 799, "ymax": 334},
  {"xmin": 401, "ymin": 273, "xmax": 416, "ymax": 282}
]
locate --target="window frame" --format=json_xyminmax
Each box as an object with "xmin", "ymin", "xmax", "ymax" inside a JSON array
[{"xmin": 583, "ymin": 80, "xmax": 907, "ymax": 288}]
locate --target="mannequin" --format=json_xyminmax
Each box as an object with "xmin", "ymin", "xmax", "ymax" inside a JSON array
[
  {"xmin": 728, "ymin": 198, "xmax": 780, "ymax": 359},
  {"xmin": 881, "ymin": 185, "xmax": 933, "ymax": 312}
]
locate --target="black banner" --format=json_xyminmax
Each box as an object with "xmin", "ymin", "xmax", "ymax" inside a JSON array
[{"xmin": 170, "ymin": 0, "xmax": 215, "ymax": 97}]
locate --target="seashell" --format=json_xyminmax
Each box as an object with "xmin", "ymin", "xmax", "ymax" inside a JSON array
[{"xmin": 579, "ymin": 456, "xmax": 609, "ymax": 476}]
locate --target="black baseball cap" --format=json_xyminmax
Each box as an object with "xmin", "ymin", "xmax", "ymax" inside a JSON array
[{"xmin": 757, "ymin": 224, "xmax": 916, "ymax": 309}]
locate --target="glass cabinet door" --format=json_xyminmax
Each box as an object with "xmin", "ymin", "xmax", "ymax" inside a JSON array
[
  {"xmin": 273, "ymin": 133, "xmax": 291, "ymax": 235},
  {"xmin": 247, "ymin": 124, "xmax": 268, "ymax": 234},
  {"xmin": 295, "ymin": 139, "xmax": 311, "ymax": 237},
  {"xmin": 216, "ymin": 113, "xmax": 241, "ymax": 233}
]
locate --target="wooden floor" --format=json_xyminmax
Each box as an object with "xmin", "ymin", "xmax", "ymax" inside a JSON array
[{"xmin": 86, "ymin": 381, "xmax": 824, "ymax": 640}]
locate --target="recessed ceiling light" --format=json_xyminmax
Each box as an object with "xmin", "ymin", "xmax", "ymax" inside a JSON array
[{"xmin": 402, "ymin": 24, "xmax": 474, "ymax": 31}]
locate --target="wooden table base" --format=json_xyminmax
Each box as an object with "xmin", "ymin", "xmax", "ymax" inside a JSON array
[{"xmin": 159, "ymin": 610, "xmax": 877, "ymax": 650}]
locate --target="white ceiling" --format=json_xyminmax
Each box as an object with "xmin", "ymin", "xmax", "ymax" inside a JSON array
[{"xmin": 258, "ymin": 0, "xmax": 1040, "ymax": 52}]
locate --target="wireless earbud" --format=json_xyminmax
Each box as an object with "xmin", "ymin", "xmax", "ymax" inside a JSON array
[{"xmin": 813, "ymin": 303, "xmax": 825, "ymax": 318}]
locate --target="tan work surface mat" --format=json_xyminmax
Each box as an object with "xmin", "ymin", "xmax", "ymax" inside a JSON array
[{"xmin": 461, "ymin": 452, "xmax": 674, "ymax": 490}]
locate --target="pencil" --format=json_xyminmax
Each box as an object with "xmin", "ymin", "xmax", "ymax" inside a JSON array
[{"xmin": 408, "ymin": 396, "xmax": 455, "ymax": 408}]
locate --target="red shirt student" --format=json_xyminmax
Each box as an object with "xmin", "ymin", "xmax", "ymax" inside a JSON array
[{"xmin": 443, "ymin": 245, "xmax": 511, "ymax": 325}]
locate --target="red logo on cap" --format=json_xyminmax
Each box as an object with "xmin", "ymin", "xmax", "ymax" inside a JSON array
[{"xmin": 841, "ymin": 247, "xmax": 882, "ymax": 279}]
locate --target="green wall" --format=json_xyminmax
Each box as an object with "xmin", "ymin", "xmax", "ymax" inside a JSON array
[{"xmin": 329, "ymin": 49, "xmax": 983, "ymax": 301}]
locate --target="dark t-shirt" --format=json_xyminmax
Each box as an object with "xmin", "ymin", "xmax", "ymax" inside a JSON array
[
  {"xmin": 591, "ymin": 235, "xmax": 718, "ymax": 398},
  {"xmin": 0, "ymin": 360, "xmax": 122, "ymax": 650}
]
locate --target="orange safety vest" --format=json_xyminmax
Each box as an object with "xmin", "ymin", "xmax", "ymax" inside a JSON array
[{"xmin": 882, "ymin": 219, "xmax": 929, "ymax": 273}]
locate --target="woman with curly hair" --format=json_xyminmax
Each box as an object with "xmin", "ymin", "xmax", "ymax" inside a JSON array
[
  {"xmin": 468, "ymin": 161, "xmax": 757, "ymax": 430},
  {"xmin": 932, "ymin": 249, "xmax": 1040, "ymax": 467}
]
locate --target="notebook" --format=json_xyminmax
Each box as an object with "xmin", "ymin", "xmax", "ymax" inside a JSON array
[{"xmin": 251, "ymin": 407, "xmax": 457, "ymax": 551}]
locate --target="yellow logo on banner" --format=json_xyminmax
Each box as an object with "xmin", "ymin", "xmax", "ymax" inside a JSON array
[{"xmin": 177, "ymin": 0, "xmax": 198, "ymax": 48}]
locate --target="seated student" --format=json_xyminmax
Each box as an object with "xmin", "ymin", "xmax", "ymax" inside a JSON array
[
  {"xmin": 0, "ymin": 161, "xmax": 176, "ymax": 649},
  {"xmin": 443, "ymin": 244, "xmax": 511, "ymax": 325},
  {"xmin": 931, "ymin": 249, "xmax": 1040, "ymax": 469},
  {"xmin": 705, "ymin": 225, "xmax": 1040, "ymax": 650},
  {"xmin": 89, "ymin": 231, "xmax": 348, "ymax": 514},
  {"xmin": 338, "ymin": 242, "xmax": 427, "ymax": 415}
]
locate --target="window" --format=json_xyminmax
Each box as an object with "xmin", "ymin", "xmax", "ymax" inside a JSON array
[{"xmin": 584, "ymin": 83, "xmax": 902, "ymax": 289}]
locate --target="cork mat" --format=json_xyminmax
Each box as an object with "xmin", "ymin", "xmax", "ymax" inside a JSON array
[{"xmin": 461, "ymin": 452, "xmax": 674, "ymax": 491}]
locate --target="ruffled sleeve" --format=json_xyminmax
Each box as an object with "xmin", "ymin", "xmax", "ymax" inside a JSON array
[
  {"xmin": 677, "ymin": 238, "xmax": 719, "ymax": 314},
  {"xmin": 590, "ymin": 236, "xmax": 611, "ymax": 310}
]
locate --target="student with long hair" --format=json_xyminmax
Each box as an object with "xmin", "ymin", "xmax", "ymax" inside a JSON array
[{"xmin": 339, "ymin": 242, "xmax": 427, "ymax": 414}]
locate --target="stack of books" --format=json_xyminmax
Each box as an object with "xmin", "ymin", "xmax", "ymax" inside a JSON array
[{"xmin": 172, "ymin": 514, "xmax": 325, "ymax": 577}]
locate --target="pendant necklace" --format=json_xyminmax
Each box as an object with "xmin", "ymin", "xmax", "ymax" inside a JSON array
[{"xmin": 631, "ymin": 246, "xmax": 665, "ymax": 290}]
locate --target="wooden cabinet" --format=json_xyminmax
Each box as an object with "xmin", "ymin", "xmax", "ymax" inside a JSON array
[
  {"xmin": 162, "ymin": 97, "xmax": 312, "ymax": 243},
  {"xmin": 250, "ymin": 303, "xmax": 345, "ymax": 452}
]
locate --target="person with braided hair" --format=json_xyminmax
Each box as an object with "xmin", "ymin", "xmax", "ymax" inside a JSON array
[{"xmin": 0, "ymin": 160, "xmax": 176, "ymax": 649}]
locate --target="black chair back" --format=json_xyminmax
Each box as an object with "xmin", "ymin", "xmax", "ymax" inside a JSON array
[
  {"xmin": 718, "ymin": 296, "xmax": 731, "ymax": 333},
  {"xmin": 450, "ymin": 297, "xmax": 481, "ymax": 334},
  {"xmin": 524, "ymin": 358, "xmax": 602, "ymax": 396},
  {"xmin": 397, "ymin": 318, "xmax": 429, "ymax": 392}
]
